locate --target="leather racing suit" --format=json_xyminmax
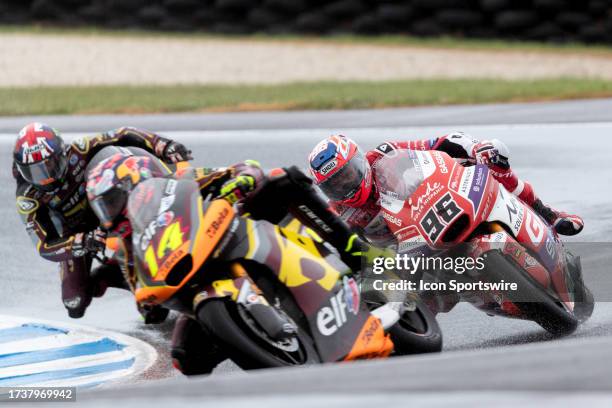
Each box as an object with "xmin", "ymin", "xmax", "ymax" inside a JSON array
[{"xmin": 14, "ymin": 127, "xmax": 189, "ymax": 318}]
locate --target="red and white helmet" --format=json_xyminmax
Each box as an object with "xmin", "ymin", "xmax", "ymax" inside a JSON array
[
  {"xmin": 13, "ymin": 122, "xmax": 68, "ymax": 191},
  {"xmin": 308, "ymin": 135, "xmax": 373, "ymax": 207}
]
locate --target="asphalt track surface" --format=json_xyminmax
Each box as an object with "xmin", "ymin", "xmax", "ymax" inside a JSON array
[{"xmin": 1, "ymin": 99, "xmax": 612, "ymax": 407}]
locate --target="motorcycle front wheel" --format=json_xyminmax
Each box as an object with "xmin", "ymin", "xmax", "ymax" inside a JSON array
[
  {"xmin": 197, "ymin": 298, "xmax": 320, "ymax": 370},
  {"xmin": 365, "ymin": 292, "xmax": 443, "ymax": 355}
]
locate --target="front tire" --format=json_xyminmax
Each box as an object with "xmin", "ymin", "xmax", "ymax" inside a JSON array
[
  {"xmin": 484, "ymin": 250, "xmax": 579, "ymax": 335},
  {"xmin": 388, "ymin": 300, "xmax": 443, "ymax": 355},
  {"xmin": 364, "ymin": 291, "xmax": 442, "ymax": 355},
  {"xmin": 197, "ymin": 298, "xmax": 320, "ymax": 370}
]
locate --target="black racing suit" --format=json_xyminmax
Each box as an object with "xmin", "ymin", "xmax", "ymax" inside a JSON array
[{"xmin": 14, "ymin": 127, "xmax": 185, "ymax": 318}]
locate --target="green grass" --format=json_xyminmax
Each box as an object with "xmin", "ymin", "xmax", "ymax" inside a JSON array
[
  {"xmin": 2, "ymin": 78, "xmax": 612, "ymax": 116},
  {"xmin": 3, "ymin": 24, "xmax": 612, "ymax": 56}
]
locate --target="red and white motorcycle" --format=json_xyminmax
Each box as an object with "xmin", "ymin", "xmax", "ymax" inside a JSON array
[{"xmin": 374, "ymin": 148, "xmax": 593, "ymax": 335}]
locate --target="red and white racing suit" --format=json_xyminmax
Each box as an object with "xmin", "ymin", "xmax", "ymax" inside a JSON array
[{"xmin": 330, "ymin": 132, "xmax": 536, "ymax": 246}]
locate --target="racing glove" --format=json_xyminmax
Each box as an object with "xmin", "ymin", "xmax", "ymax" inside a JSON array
[
  {"xmin": 219, "ymin": 175, "xmax": 257, "ymax": 205},
  {"xmin": 156, "ymin": 140, "xmax": 193, "ymax": 163},
  {"xmin": 72, "ymin": 228, "xmax": 107, "ymax": 258},
  {"xmin": 471, "ymin": 139, "xmax": 511, "ymax": 174},
  {"xmin": 343, "ymin": 233, "xmax": 396, "ymax": 274}
]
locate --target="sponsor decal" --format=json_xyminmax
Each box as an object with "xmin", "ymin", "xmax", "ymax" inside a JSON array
[
  {"xmin": 379, "ymin": 192, "xmax": 404, "ymax": 214},
  {"xmin": 298, "ymin": 204, "xmax": 333, "ymax": 233},
  {"xmin": 501, "ymin": 189, "xmax": 524, "ymax": 234},
  {"xmin": 343, "ymin": 276, "xmax": 360, "ymax": 315},
  {"xmin": 157, "ymin": 211, "xmax": 175, "ymax": 227},
  {"xmin": 472, "ymin": 165, "xmax": 485, "ymax": 193},
  {"xmin": 432, "ymin": 151, "xmax": 449, "ymax": 174},
  {"xmin": 467, "ymin": 165, "xmax": 487, "ymax": 211},
  {"xmin": 158, "ymin": 195, "xmax": 175, "ymax": 215},
  {"xmin": 316, "ymin": 285, "xmax": 359, "ymax": 336},
  {"xmin": 376, "ymin": 142, "xmax": 393, "ymax": 154},
  {"xmin": 319, "ymin": 159, "xmax": 337, "ymax": 176},
  {"xmin": 449, "ymin": 166, "xmax": 462, "ymax": 191},
  {"xmin": 165, "ymin": 179, "xmax": 177, "ymax": 195},
  {"xmin": 525, "ymin": 211, "xmax": 545, "ymax": 242},
  {"xmin": 17, "ymin": 196, "xmax": 39, "ymax": 214},
  {"xmin": 395, "ymin": 225, "xmax": 420, "ymax": 242},
  {"xmin": 408, "ymin": 181, "xmax": 444, "ymax": 218},
  {"xmin": 136, "ymin": 220, "xmax": 158, "ymax": 251},
  {"xmin": 382, "ymin": 211, "xmax": 402, "ymax": 226},
  {"xmin": 206, "ymin": 207, "xmax": 230, "ymax": 238},
  {"xmin": 21, "ymin": 138, "xmax": 54, "ymax": 164},
  {"xmin": 458, "ymin": 167, "xmax": 474, "ymax": 197}
]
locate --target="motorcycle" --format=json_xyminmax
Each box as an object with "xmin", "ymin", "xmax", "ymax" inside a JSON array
[
  {"xmin": 373, "ymin": 148, "xmax": 594, "ymax": 335},
  {"xmin": 100, "ymin": 160, "xmax": 442, "ymax": 370}
]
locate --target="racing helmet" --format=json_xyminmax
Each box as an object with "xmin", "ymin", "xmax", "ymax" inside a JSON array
[
  {"xmin": 308, "ymin": 135, "xmax": 373, "ymax": 207},
  {"xmin": 86, "ymin": 152, "xmax": 164, "ymax": 229},
  {"xmin": 13, "ymin": 123, "xmax": 68, "ymax": 191}
]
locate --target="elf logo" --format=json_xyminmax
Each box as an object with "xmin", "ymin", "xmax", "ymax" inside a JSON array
[{"xmin": 316, "ymin": 283, "xmax": 360, "ymax": 336}]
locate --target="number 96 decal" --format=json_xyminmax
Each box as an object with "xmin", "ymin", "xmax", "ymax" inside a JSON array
[{"xmin": 419, "ymin": 193, "xmax": 462, "ymax": 242}]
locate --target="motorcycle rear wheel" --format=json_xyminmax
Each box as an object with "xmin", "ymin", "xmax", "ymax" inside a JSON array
[
  {"xmin": 484, "ymin": 250, "xmax": 579, "ymax": 335},
  {"xmin": 197, "ymin": 298, "xmax": 320, "ymax": 370}
]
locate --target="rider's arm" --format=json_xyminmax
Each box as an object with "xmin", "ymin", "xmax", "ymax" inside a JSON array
[
  {"xmin": 85, "ymin": 127, "xmax": 191, "ymax": 163},
  {"xmin": 385, "ymin": 132, "xmax": 481, "ymax": 160},
  {"xmin": 16, "ymin": 185, "xmax": 75, "ymax": 263},
  {"xmin": 190, "ymin": 160, "xmax": 265, "ymax": 199}
]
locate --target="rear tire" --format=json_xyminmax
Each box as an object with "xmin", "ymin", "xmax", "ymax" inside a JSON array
[
  {"xmin": 197, "ymin": 299, "xmax": 320, "ymax": 370},
  {"xmin": 484, "ymin": 250, "xmax": 578, "ymax": 335}
]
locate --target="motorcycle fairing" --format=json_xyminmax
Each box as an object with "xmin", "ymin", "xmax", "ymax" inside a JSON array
[
  {"xmin": 486, "ymin": 186, "xmax": 572, "ymax": 307},
  {"xmin": 222, "ymin": 217, "xmax": 392, "ymax": 362},
  {"xmin": 379, "ymin": 150, "xmax": 492, "ymax": 247},
  {"xmin": 129, "ymin": 178, "xmax": 236, "ymax": 305}
]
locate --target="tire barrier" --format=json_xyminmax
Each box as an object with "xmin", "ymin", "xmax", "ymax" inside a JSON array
[{"xmin": 5, "ymin": 0, "xmax": 612, "ymax": 44}]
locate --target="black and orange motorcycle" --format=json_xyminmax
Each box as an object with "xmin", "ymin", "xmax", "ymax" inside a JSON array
[{"xmin": 90, "ymin": 149, "xmax": 442, "ymax": 370}]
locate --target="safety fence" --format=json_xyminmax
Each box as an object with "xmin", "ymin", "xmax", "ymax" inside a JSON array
[{"xmin": 5, "ymin": 0, "xmax": 612, "ymax": 43}]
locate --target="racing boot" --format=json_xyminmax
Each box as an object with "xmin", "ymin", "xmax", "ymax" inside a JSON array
[
  {"xmin": 532, "ymin": 199, "xmax": 584, "ymax": 236},
  {"xmin": 60, "ymin": 257, "xmax": 93, "ymax": 319}
]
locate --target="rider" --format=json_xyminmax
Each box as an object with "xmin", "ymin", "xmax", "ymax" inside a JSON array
[
  {"xmin": 13, "ymin": 122, "xmax": 193, "ymax": 319},
  {"xmin": 85, "ymin": 149, "xmax": 265, "ymax": 375},
  {"xmin": 308, "ymin": 133, "xmax": 584, "ymax": 248}
]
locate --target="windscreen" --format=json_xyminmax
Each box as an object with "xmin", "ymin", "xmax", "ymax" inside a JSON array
[{"xmin": 373, "ymin": 148, "xmax": 425, "ymax": 202}]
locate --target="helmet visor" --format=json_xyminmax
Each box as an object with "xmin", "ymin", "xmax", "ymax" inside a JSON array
[
  {"xmin": 90, "ymin": 188, "xmax": 127, "ymax": 229},
  {"xmin": 318, "ymin": 150, "xmax": 367, "ymax": 201},
  {"xmin": 17, "ymin": 153, "xmax": 67, "ymax": 187}
]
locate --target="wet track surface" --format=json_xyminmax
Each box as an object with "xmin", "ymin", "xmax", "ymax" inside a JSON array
[{"xmin": 1, "ymin": 101, "xmax": 612, "ymax": 406}]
